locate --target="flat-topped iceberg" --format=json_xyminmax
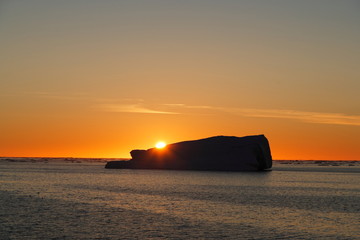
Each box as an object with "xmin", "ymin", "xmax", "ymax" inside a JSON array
[{"xmin": 105, "ymin": 135, "xmax": 272, "ymax": 171}]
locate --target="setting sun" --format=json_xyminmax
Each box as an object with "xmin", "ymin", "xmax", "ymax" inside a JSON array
[{"xmin": 155, "ymin": 141, "xmax": 167, "ymax": 149}]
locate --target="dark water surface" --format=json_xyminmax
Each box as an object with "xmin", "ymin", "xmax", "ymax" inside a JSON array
[{"xmin": 0, "ymin": 159, "xmax": 359, "ymax": 239}]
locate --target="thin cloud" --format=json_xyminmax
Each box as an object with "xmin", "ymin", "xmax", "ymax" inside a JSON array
[
  {"xmin": 162, "ymin": 103, "xmax": 213, "ymax": 109},
  {"xmin": 225, "ymin": 108, "xmax": 360, "ymax": 126},
  {"xmin": 163, "ymin": 103, "xmax": 360, "ymax": 126},
  {"xmin": 94, "ymin": 100, "xmax": 360, "ymax": 126},
  {"xmin": 26, "ymin": 91, "xmax": 88, "ymax": 100},
  {"xmin": 95, "ymin": 103, "xmax": 179, "ymax": 115}
]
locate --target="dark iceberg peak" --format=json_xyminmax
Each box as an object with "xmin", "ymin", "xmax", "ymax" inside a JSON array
[{"xmin": 106, "ymin": 135, "xmax": 272, "ymax": 171}]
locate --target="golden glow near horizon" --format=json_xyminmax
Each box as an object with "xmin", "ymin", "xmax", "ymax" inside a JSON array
[
  {"xmin": 0, "ymin": 1, "xmax": 359, "ymax": 160},
  {"xmin": 155, "ymin": 142, "xmax": 167, "ymax": 149}
]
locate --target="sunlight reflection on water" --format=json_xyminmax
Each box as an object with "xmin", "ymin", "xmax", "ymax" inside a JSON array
[{"xmin": 0, "ymin": 160, "xmax": 359, "ymax": 239}]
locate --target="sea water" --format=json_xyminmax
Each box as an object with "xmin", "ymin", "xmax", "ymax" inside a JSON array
[{"xmin": 0, "ymin": 159, "xmax": 359, "ymax": 239}]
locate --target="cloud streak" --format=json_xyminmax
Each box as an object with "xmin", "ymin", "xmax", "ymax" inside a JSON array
[
  {"xmin": 228, "ymin": 108, "xmax": 360, "ymax": 126},
  {"xmin": 94, "ymin": 100, "xmax": 360, "ymax": 126},
  {"xmin": 94, "ymin": 102, "xmax": 179, "ymax": 115},
  {"xmin": 163, "ymin": 103, "xmax": 360, "ymax": 126},
  {"xmin": 25, "ymin": 91, "xmax": 89, "ymax": 100}
]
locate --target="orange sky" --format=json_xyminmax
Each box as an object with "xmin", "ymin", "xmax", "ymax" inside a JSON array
[{"xmin": 0, "ymin": 1, "xmax": 359, "ymax": 160}]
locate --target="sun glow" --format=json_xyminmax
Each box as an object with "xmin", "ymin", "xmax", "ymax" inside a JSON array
[{"xmin": 155, "ymin": 141, "xmax": 167, "ymax": 149}]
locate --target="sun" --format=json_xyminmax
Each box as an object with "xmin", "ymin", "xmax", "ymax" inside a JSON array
[{"xmin": 155, "ymin": 141, "xmax": 167, "ymax": 149}]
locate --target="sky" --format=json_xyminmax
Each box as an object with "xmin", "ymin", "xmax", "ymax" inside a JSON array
[{"xmin": 0, "ymin": 0, "xmax": 359, "ymax": 160}]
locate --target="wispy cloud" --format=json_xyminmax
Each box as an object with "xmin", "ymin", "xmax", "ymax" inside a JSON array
[
  {"xmin": 94, "ymin": 100, "xmax": 179, "ymax": 115},
  {"xmin": 162, "ymin": 103, "xmax": 213, "ymax": 109},
  {"xmin": 162, "ymin": 103, "xmax": 360, "ymax": 126},
  {"xmin": 94, "ymin": 99, "xmax": 360, "ymax": 126},
  {"xmin": 25, "ymin": 91, "xmax": 88, "ymax": 100},
  {"xmin": 228, "ymin": 108, "xmax": 360, "ymax": 126}
]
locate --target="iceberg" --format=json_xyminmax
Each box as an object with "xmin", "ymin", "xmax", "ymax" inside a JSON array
[{"xmin": 105, "ymin": 135, "xmax": 272, "ymax": 171}]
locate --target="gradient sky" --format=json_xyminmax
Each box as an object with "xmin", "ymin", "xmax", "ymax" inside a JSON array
[{"xmin": 1, "ymin": 0, "xmax": 359, "ymax": 159}]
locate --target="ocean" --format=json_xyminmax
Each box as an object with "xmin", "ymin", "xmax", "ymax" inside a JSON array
[{"xmin": 0, "ymin": 158, "xmax": 359, "ymax": 239}]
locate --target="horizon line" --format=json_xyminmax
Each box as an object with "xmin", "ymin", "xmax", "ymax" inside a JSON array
[{"xmin": 1, "ymin": 156, "xmax": 359, "ymax": 162}]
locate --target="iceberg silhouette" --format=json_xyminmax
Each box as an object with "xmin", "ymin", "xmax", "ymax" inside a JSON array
[{"xmin": 105, "ymin": 135, "xmax": 272, "ymax": 171}]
